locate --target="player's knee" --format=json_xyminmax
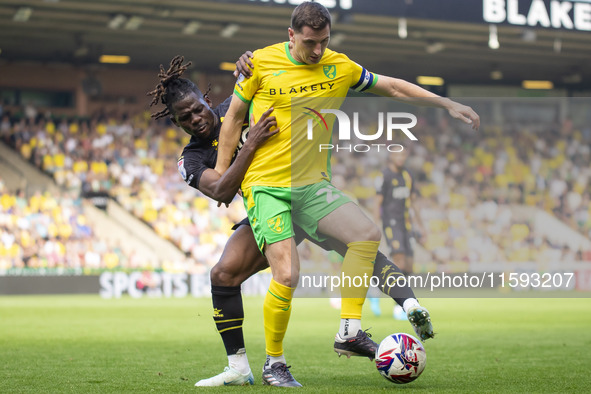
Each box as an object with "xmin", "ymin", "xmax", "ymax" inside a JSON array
[
  {"xmin": 347, "ymin": 221, "xmax": 381, "ymax": 243},
  {"xmin": 210, "ymin": 263, "xmax": 244, "ymax": 287},
  {"xmin": 273, "ymin": 266, "xmax": 300, "ymax": 288},
  {"xmin": 365, "ymin": 222, "xmax": 382, "ymax": 242}
]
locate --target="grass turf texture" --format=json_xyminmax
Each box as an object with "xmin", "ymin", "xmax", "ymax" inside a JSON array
[{"xmin": 1, "ymin": 296, "xmax": 590, "ymax": 393}]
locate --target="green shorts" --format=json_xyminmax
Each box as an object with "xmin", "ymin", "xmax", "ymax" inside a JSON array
[
  {"xmin": 242, "ymin": 186, "xmax": 294, "ymax": 252},
  {"xmin": 243, "ymin": 180, "xmax": 353, "ymax": 252}
]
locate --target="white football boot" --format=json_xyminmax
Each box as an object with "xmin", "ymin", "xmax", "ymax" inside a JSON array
[{"xmin": 194, "ymin": 366, "xmax": 254, "ymax": 387}]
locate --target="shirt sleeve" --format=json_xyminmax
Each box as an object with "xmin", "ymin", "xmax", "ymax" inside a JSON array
[
  {"xmin": 214, "ymin": 96, "xmax": 233, "ymax": 118},
  {"xmin": 348, "ymin": 59, "xmax": 378, "ymax": 93},
  {"xmin": 177, "ymin": 148, "xmax": 209, "ymax": 190},
  {"xmin": 407, "ymin": 169, "xmax": 418, "ymax": 196},
  {"xmin": 233, "ymin": 54, "xmax": 261, "ymax": 104}
]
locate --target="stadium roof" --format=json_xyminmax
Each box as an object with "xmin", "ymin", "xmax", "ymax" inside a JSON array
[{"xmin": 1, "ymin": 0, "xmax": 590, "ymax": 90}]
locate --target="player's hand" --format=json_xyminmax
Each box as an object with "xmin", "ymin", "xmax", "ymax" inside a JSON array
[
  {"xmin": 247, "ymin": 108, "xmax": 279, "ymax": 148},
  {"xmin": 447, "ymin": 102, "xmax": 480, "ymax": 130},
  {"xmin": 233, "ymin": 51, "xmax": 254, "ymax": 78}
]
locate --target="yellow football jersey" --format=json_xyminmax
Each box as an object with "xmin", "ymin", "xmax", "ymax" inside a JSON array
[{"xmin": 234, "ymin": 42, "xmax": 377, "ymax": 189}]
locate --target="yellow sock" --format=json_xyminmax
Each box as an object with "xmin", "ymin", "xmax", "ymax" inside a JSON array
[
  {"xmin": 340, "ymin": 240, "xmax": 380, "ymax": 320},
  {"xmin": 264, "ymin": 279, "xmax": 295, "ymax": 357}
]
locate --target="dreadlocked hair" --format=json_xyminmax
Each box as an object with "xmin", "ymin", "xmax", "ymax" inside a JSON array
[
  {"xmin": 147, "ymin": 55, "xmax": 201, "ymax": 120},
  {"xmin": 204, "ymin": 82, "xmax": 212, "ymax": 100}
]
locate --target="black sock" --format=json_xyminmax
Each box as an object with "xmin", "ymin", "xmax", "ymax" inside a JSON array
[
  {"xmin": 373, "ymin": 252, "xmax": 416, "ymax": 307},
  {"xmin": 211, "ymin": 285, "xmax": 245, "ymax": 356}
]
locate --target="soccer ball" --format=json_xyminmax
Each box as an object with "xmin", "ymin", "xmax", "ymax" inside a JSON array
[{"xmin": 375, "ymin": 333, "xmax": 426, "ymax": 384}]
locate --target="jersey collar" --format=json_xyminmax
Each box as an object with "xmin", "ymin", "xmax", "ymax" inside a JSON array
[{"xmin": 284, "ymin": 42, "xmax": 307, "ymax": 66}]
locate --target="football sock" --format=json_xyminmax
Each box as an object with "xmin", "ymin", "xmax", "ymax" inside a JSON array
[
  {"xmin": 211, "ymin": 285, "xmax": 245, "ymax": 356},
  {"xmin": 338, "ymin": 318, "xmax": 362, "ymax": 339},
  {"xmin": 340, "ymin": 240, "xmax": 380, "ymax": 319},
  {"xmin": 373, "ymin": 251, "xmax": 416, "ymax": 307},
  {"xmin": 263, "ymin": 279, "xmax": 295, "ymax": 357},
  {"xmin": 228, "ymin": 348, "xmax": 250, "ymax": 375},
  {"xmin": 263, "ymin": 354, "xmax": 287, "ymax": 371},
  {"xmin": 403, "ymin": 298, "xmax": 420, "ymax": 313}
]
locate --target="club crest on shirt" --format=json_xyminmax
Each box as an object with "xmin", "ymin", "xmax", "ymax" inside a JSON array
[{"xmin": 323, "ymin": 65, "xmax": 336, "ymax": 79}]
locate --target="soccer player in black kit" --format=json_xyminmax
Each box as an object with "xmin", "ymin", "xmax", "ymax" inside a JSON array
[
  {"xmin": 374, "ymin": 149, "xmax": 427, "ymax": 319},
  {"xmin": 148, "ymin": 55, "xmax": 433, "ymax": 387},
  {"xmin": 376, "ymin": 149, "xmax": 425, "ymax": 276}
]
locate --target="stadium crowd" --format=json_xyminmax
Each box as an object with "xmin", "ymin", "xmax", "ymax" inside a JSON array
[
  {"xmin": 1, "ymin": 99, "xmax": 590, "ymax": 272},
  {"xmin": 331, "ymin": 109, "xmax": 591, "ymax": 266},
  {"xmin": 0, "ymin": 179, "xmax": 135, "ymax": 272},
  {"xmin": 0, "ymin": 108, "xmax": 243, "ymax": 271}
]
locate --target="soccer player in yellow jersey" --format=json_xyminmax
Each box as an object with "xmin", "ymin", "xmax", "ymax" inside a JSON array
[{"xmin": 215, "ymin": 2, "xmax": 479, "ymax": 387}]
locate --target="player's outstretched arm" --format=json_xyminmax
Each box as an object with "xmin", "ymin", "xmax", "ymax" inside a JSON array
[
  {"xmin": 214, "ymin": 94, "xmax": 250, "ymax": 175},
  {"xmin": 367, "ymin": 75, "xmax": 480, "ymax": 130},
  {"xmin": 200, "ymin": 108, "xmax": 277, "ymax": 203}
]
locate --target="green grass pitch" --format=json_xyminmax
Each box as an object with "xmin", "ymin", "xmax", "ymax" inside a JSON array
[{"xmin": 1, "ymin": 295, "xmax": 590, "ymax": 393}]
